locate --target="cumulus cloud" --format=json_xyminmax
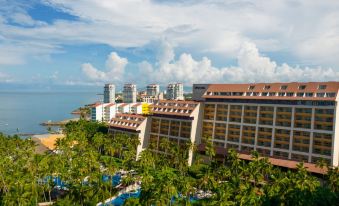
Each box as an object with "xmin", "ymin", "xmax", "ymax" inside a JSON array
[
  {"xmin": 82, "ymin": 52, "xmax": 128, "ymax": 82},
  {"xmin": 1, "ymin": 0, "xmax": 339, "ymax": 85},
  {"xmin": 2, "ymin": 0, "xmax": 339, "ymax": 67},
  {"xmin": 134, "ymin": 40, "xmax": 339, "ymax": 84}
]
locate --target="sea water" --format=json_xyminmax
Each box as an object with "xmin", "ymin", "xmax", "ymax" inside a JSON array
[{"xmin": 0, "ymin": 91, "xmax": 99, "ymax": 135}]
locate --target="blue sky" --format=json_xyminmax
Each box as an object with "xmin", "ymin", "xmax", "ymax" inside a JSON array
[{"xmin": 0, "ymin": 0, "xmax": 338, "ymax": 91}]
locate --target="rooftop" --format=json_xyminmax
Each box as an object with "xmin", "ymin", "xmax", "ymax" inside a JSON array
[
  {"xmin": 151, "ymin": 100, "xmax": 199, "ymax": 117},
  {"xmin": 109, "ymin": 113, "xmax": 146, "ymax": 131},
  {"xmin": 203, "ymin": 82, "xmax": 339, "ymax": 101},
  {"xmin": 238, "ymin": 153, "xmax": 327, "ymax": 174}
]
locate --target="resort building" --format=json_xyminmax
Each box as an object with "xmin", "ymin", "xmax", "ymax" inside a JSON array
[
  {"xmin": 130, "ymin": 103, "xmax": 143, "ymax": 114},
  {"xmin": 167, "ymin": 83, "xmax": 184, "ymax": 100},
  {"xmin": 108, "ymin": 114, "xmax": 149, "ymax": 157},
  {"xmin": 104, "ymin": 84, "xmax": 115, "ymax": 103},
  {"xmin": 108, "ymin": 81, "xmax": 339, "ymax": 173},
  {"xmin": 147, "ymin": 100, "xmax": 203, "ymax": 165},
  {"xmin": 123, "ymin": 84, "xmax": 137, "ymax": 103},
  {"xmin": 91, "ymin": 103, "xmax": 151, "ymax": 122},
  {"xmin": 117, "ymin": 103, "xmax": 131, "ymax": 114},
  {"xmin": 146, "ymin": 84, "xmax": 160, "ymax": 96},
  {"xmin": 91, "ymin": 103, "xmax": 116, "ymax": 122},
  {"xmin": 141, "ymin": 92, "xmax": 164, "ymax": 104},
  {"xmin": 198, "ymin": 82, "xmax": 339, "ymax": 168}
]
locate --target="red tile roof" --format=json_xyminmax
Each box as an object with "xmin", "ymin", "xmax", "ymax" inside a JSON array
[
  {"xmin": 204, "ymin": 82, "xmax": 339, "ymax": 101},
  {"xmin": 151, "ymin": 100, "xmax": 199, "ymax": 117},
  {"xmin": 109, "ymin": 113, "xmax": 146, "ymax": 131},
  {"xmin": 238, "ymin": 153, "xmax": 327, "ymax": 174}
]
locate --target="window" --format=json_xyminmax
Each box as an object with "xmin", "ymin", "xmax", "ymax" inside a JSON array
[
  {"xmin": 220, "ymin": 92, "xmax": 231, "ymax": 96},
  {"xmin": 280, "ymin": 85, "xmax": 288, "ymax": 90},
  {"xmin": 296, "ymin": 93, "xmax": 304, "ymax": 97},
  {"xmin": 286, "ymin": 92, "xmax": 294, "ymax": 96},
  {"xmin": 278, "ymin": 92, "xmax": 286, "ymax": 96},
  {"xmin": 318, "ymin": 85, "xmax": 327, "ymax": 90},
  {"xmin": 298, "ymin": 85, "xmax": 306, "ymax": 90},
  {"xmin": 264, "ymin": 85, "xmax": 271, "ymax": 90},
  {"xmin": 249, "ymin": 85, "xmax": 255, "ymax": 90},
  {"xmin": 305, "ymin": 93, "xmax": 313, "ymax": 97},
  {"xmin": 316, "ymin": 93, "xmax": 325, "ymax": 97},
  {"xmin": 232, "ymin": 92, "xmax": 244, "ymax": 96},
  {"xmin": 326, "ymin": 93, "xmax": 336, "ymax": 97},
  {"xmin": 262, "ymin": 92, "xmax": 268, "ymax": 96}
]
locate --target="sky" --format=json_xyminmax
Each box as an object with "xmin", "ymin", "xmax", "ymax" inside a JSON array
[{"xmin": 0, "ymin": 0, "xmax": 339, "ymax": 91}]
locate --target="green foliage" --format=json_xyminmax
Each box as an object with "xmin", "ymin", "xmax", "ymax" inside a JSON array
[
  {"xmin": 0, "ymin": 127, "xmax": 338, "ymax": 206},
  {"xmin": 0, "ymin": 120, "xmax": 133, "ymax": 206}
]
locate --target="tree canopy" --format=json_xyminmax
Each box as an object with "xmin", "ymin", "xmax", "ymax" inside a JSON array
[{"xmin": 0, "ymin": 120, "xmax": 338, "ymax": 206}]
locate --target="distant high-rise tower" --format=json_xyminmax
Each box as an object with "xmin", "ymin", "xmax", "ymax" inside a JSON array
[
  {"xmin": 146, "ymin": 84, "xmax": 160, "ymax": 96},
  {"xmin": 166, "ymin": 83, "xmax": 184, "ymax": 100},
  {"xmin": 104, "ymin": 84, "xmax": 115, "ymax": 103},
  {"xmin": 123, "ymin": 84, "xmax": 137, "ymax": 103}
]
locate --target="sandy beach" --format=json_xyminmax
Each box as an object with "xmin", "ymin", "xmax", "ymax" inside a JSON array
[{"xmin": 32, "ymin": 134, "xmax": 64, "ymax": 154}]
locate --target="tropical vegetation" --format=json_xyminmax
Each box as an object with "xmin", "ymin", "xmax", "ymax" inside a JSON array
[{"xmin": 0, "ymin": 120, "xmax": 338, "ymax": 205}]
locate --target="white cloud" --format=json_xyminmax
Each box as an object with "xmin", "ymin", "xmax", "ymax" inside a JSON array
[
  {"xmin": 0, "ymin": 72, "xmax": 13, "ymax": 82},
  {"xmin": 136, "ymin": 40, "xmax": 339, "ymax": 84},
  {"xmin": 1, "ymin": 0, "xmax": 339, "ymax": 68},
  {"xmin": 82, "ymin": 52, "xmax": 128, "ymax": 82},
  {"xmin": 1, "ymin": 0, "xmax": 339, "ymax": 86},
  {"xmin": 10, "ymin": 12, "xmax": 47, "ymax": 26}
]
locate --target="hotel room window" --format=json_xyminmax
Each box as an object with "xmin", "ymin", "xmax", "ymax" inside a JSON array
[{"xmin": 318, "ymin": 85, "xmax": 327, "ymax": 90}]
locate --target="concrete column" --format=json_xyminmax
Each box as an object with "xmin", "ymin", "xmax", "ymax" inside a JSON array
[
  {"xmin": 270, "ymin": 106, "xmax": 277, "ymax": 156},
  {"xmin": 288, "ymin": 107, "xmax": 295, "ymax": 159},
  {"xmin": 308, "ymin": 108, "xmax": 315, "ymax": 162}
]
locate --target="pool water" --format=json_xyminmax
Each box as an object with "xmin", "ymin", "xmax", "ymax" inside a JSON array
[
  {"xmin": 102, "ymin": 174, "xmax": 121, "ymax": 186},
  {"xmin": 107, "ymin": 189, "xmax": 141, "ymax": 206}
]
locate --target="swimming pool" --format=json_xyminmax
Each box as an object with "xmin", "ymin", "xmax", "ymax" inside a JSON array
[
  {"xmin": 105, "ymin": 189, "xmax": 140, "ymax": 206},
  {"xmin": 102, "ymin": 174, "xmax": 121, "ymax": 186}
]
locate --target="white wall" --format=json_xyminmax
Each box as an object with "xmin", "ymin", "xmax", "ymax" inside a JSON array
[
  {"xmin": 188, "ymin": 103, "xmax": 204, "ymax": 165},
  {"xmin": 332, "ymin": 93, "xmax": 339, "ymax": 166},
  {"xmin": 136, "ymin": 117, "xmax": 151, "ymax": 160}
]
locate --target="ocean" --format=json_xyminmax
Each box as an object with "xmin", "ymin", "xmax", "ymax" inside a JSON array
[{"xmin": 0, "ymin": 91, "xmax": 99, "ymax": 135}]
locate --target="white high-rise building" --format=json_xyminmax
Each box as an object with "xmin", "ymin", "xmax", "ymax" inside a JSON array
[
  {"xmin": 104, "ymin": 84, "xmax": 115, "ymax": 103},
  {"xmin": 146, "ymin": 84, "xmax": 160, "ymax": 96},
  {"xmin": 91, "ymin": 103, "xmax": 116, "ymax": 122},
  {"xmin": 123, "ymin": 84, "xmax": 137, "ymax": 103},
  {"xmin": 166, "ymin": 83, "xmax": 184, "ymax": 100}
]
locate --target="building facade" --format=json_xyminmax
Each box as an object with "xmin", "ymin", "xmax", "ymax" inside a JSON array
[
  {"xmin": 108, "ymin": 114, "xmax": 149, "ymax": 158},
  {"xmin": 108, "ymin": 81, "xmax": 339, "ymax": 173},
  {"xmin": 167, "ymin": 83, "xmax": 184, "ymax": 100},
  {"xmin": 146, "ymin": 84, "xmax": 160, "ymax": 96},
  {"xmin": 104, "ymin": 84, "xmax": 115, "ymax": 103},
  {"xmin": 91, "ymin": 102, "xmax": 150, "ymax": 122},
  {"xmin": 123, "ymin": 84, "xmax": 137, "ymax": 103},
  {"xmin": 147, "ymin": 100, "xmax": 203, "ymax": 165},
  {"xmin": 142, "ymin": 92, "xmax": 164, "ymax": 104},
  {"xmin": 199, "ymin": 82, "xmax": 339, "ymax": 168},
  {"xmin": 91, "ymin": 103, "xmax": 116, "ymax": 122}
]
